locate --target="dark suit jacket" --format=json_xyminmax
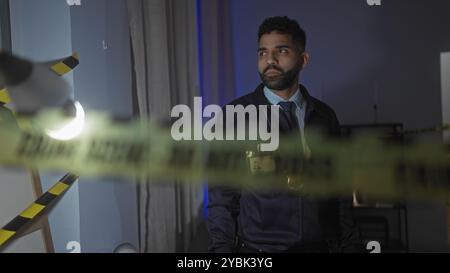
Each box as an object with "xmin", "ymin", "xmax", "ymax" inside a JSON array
[{"xmin": 207, "ymin": 84, "xmax": 362, "ymax": 253}]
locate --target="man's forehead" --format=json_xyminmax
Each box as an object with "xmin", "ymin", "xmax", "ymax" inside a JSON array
[{"xmin": 258, "ymin": 32, "xmax": 294, "ymax": 47}]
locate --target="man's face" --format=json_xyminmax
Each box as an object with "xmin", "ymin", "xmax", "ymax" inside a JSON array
[{"xmin": 257, "ymin": 31, "xmax": 308, "ymax": 91}]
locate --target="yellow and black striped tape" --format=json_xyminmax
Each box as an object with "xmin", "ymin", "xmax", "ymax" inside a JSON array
[
  {"xmin": 0, "ymin": 173, "xmax": 78, "ymax": 251},
  {"xmin": 0, "ymin": 53, "xmax": 79, "ymax": 106},
  {"xmin": 50, "ymin": 53, "xmax": 79, "ymax": 76}
]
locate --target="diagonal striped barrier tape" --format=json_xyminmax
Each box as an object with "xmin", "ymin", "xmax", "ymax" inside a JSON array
[
  {"xmin": 0, "ymin": 52, "xmax": 79, "ymax": 106},
  {"xmin": 0, "ymin": 172, "xmax": 78, "ymax": 252},
  {"xmin": 50, "ymin": 53, "xmax": 79, "ymax": 76}
]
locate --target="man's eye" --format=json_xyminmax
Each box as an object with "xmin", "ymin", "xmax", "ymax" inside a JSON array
[
  {"xmin": 280, "ymin": 49, "xmax": 288, "ymax": 54},
  {"xmin": 258, "ymin": 51, "xmax": 267, "ymax": 57}
]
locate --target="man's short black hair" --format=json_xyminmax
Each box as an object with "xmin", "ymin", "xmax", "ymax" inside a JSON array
[{"xmin": 258, "ymin": 16, "xmax": 306, "ymax": 52}]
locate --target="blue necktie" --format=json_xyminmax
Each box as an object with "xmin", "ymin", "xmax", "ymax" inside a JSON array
[{"xmin": 278, "ymin": 101, "xmax": 299, "ymax": 133}]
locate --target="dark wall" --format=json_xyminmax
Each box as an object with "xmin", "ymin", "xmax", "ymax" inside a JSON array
[{"xmin": 231, "ymin": 0, "xmax": 450, "ymax": 130}]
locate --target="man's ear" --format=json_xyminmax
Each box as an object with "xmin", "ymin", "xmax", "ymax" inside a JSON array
[{"xmin": 299, "ymin": 52, "xmax": 310, "ymax": 69}]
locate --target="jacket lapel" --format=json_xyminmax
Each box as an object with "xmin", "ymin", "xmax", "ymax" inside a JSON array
[
  {"xmin": 251, "ymin": 84, "xmax": 279, "ymax": 133},
  {"xmin": 252, "ymin": 83, "xmax": 316, "ymax": 133},
  {"xmin": 299, "ymin": 84, "xmax": 315, "ymax": 127}
]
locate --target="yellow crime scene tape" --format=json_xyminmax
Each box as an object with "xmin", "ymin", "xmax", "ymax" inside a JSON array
[
  {"xmin": 0, "ymin": 111, "xmax": 448, "ymax": 201},
  {"xmin": 0, "ymin": 88, "xmax": 11, "ymax": 105},
  {"xmin": 0, "ymin": 172, "xmax": 78, "ymax": 251},
  {"xmin": 0, "ymin": 105, "xmax": 16, "ymax": 124},
  {"xmin": 0, "ymin": 117, "xmax": 448, "ymax": 252}
]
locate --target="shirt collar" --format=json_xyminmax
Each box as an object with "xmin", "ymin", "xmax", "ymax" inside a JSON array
[{"xmin": 263, "ymin": 86, "xmax": 304, "ymax": 109}]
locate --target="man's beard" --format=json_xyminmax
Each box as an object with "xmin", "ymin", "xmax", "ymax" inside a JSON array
[{"xmin": 259, "ymin": 64, "xmax": 300, "ymax": 91}]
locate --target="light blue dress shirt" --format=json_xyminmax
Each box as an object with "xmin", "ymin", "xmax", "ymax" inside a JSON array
[{"xmin": 263, "ymin": 86, "xmax": 311, "ymax": 156}]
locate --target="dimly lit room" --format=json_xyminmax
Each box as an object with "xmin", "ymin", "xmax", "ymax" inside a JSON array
[{"xmin": 0, "ymin": 0, "xmax": 449, "ymax": 259}]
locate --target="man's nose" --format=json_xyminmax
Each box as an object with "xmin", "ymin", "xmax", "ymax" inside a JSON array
[{"xmin": 267, "ymin": 52, "xmax": 278, "ymax": 65}]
